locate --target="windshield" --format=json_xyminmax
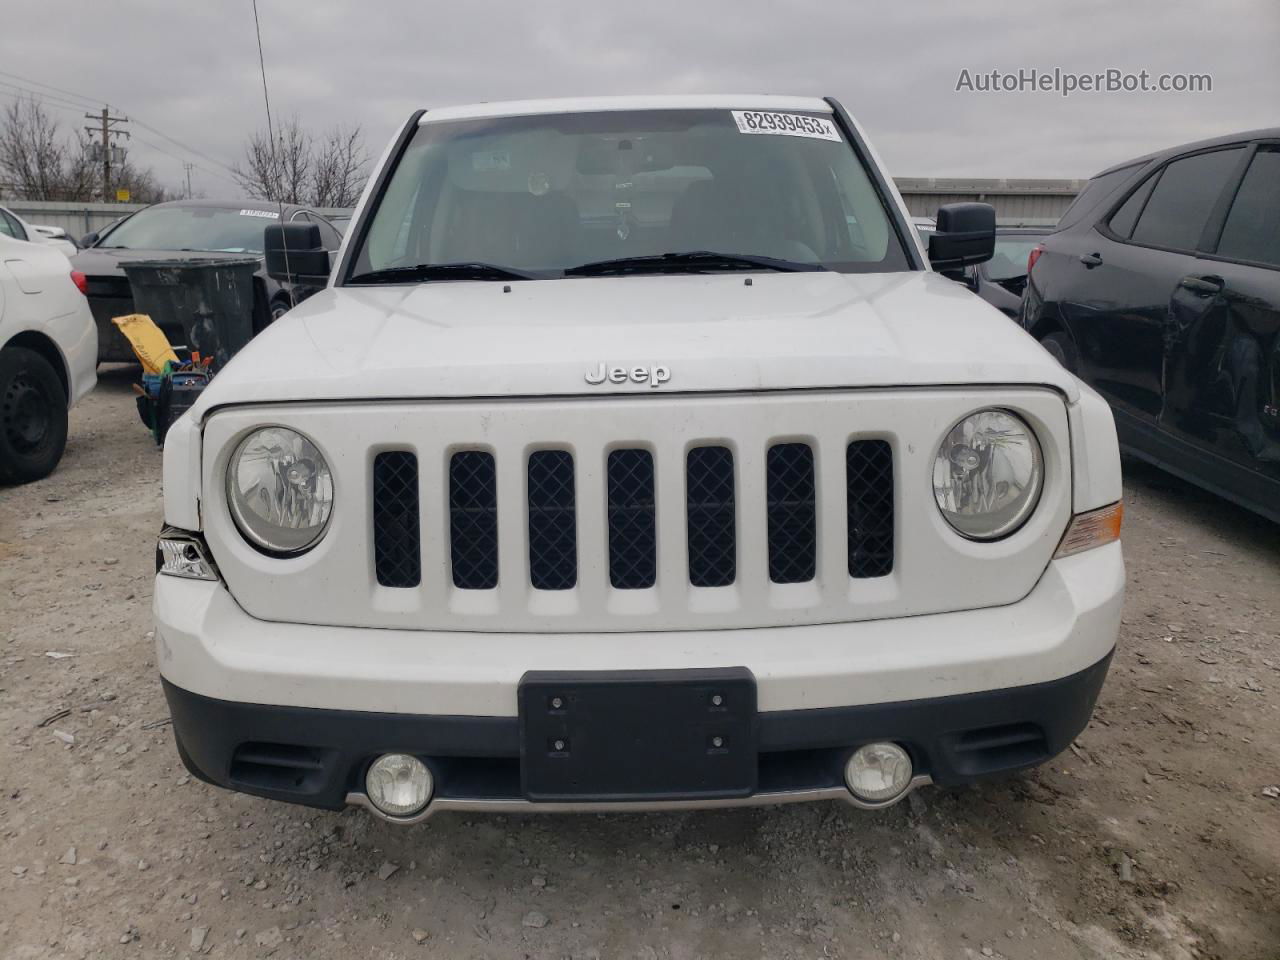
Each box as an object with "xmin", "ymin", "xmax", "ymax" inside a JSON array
[
  {"xmin": 987, "ymin": 235, "xmax": 1045, "ymax": 281},
  {"xmin": 98, "ymin": 206, "xmax": 280, "ymax": 253},
  {"xmin": 348, "ymin": 108, "xmax": 912, "ymax": 281}
]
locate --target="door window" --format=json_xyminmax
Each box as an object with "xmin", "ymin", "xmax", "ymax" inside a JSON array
[
  {"xmin": 1130, "ymin": 148, "xmax": 1244, "ymax": 251},
  {"xmin": 1107, "ymin": 172, "xmax": 1159, "ymax": 239},
  {"xmin": 1214, "ymin": 148, "xmax": 1280, "ymax": 268},
  {"xmin": 0, "ymin": 210, "xmax": 26, "ymax": 240}
]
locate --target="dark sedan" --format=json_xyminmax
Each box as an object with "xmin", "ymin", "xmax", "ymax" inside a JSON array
[
  {"xmin": 74, "ymin": 200, "xmax": 342, "ymax": 362},
  {"xmin": 915, "ymin": 224, "xmax": 1047, "ymax": 316},
  {"xmin": 970, "ymin": 227, "xmax": 1048, "ymax": 316},
  {"xmin": 1022, "ymin": 128, "xmax": 1280, "ymax": 523}
]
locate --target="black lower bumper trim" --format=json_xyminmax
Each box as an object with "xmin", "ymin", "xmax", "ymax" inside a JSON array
[{"xmin": 162, "ymin": 650, "xmax": 1112, "ymax": 812}]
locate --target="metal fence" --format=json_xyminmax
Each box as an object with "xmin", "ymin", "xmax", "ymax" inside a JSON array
[
  {"xmin": 894, "ymin": 178, "xmax": 1084, "ymax": 226},
  {"xmin": 2, "ymin": 179, "xmax": 1083, "ymax": 237},
  {"xmin": 0, "ymin": 200, "xmax": 354, "ymax": 239}
]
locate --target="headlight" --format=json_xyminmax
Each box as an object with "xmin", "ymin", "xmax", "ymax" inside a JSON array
[
  {"xmin": 226, "ymin": 426, "xmax": 334, "ymax": 554},
  {"xmin": 932, "ymin": 409, "xmax": 1043, "ymax": 540}
]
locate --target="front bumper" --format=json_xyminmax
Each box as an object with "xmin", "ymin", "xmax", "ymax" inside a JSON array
[
  {"xmin": 154, "ymin": 543, "xmax": 1122, "ymax": 816},
  {"xmin": 164, "ymin": 650, "xmax": 1111, "ymax": 816}
]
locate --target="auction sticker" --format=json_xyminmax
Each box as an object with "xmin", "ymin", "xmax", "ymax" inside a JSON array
[{"xmin": 731, "ymin": 110, "xmax": 841, "ymax": 141}]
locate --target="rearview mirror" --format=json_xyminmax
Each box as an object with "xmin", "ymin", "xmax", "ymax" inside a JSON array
[
  {"xmin": 80, "ymin": 231, "xmax": 99, "ymax": 248},
  {"xmin": 927, "ymin": 202, "xmax": 996, "ymax": 271},
  {"xmin": 264, "ymin": 223, "xmax": 331, "ymax": 286}
]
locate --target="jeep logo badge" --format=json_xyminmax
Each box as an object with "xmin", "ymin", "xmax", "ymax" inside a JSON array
[{"xmin": 585, "ymin": 363, "xmax": 671, "ymax": 388}]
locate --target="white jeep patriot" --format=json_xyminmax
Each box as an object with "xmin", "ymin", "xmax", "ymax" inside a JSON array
[{"xmin": 155, "ymin": 95, "xmax": 1123, "ymax": 823}]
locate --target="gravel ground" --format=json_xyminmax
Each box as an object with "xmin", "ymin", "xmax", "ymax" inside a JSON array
[{"xmin": 1, "ymin": 367, "xmax": 1278, "ymax": 960}]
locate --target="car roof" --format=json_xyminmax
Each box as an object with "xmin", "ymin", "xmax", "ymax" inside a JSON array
[
  {"xmin": 146, "ymin": 198, "xmax": 311, "ymax": 215},
  {"xmin": 1092, "ymin": 127, "xmax": 1280, "ymax": 179},
  {"xmin": 420, "ymin": 94, "xmax": 832, "ymax": 124},
  {"xmin": 996, "ymin": 227, "xmax": 1049, "ymax": 236}
]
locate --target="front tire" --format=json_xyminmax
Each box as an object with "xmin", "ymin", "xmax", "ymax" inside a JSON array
[
  {"xmin": 1039, "ymin": 331, "xmax": 1079, "ymax": 375},
  {"xmin": 0, "ymin": 347, "xmax": 69, "ymax": 485}
]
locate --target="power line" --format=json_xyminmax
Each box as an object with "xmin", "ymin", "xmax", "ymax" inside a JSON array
[
  {"xmin": 126, "ymin": 116, "xmax": 239, "ymax": 177},
  {"xmin": 0, "ymin": 89, "xmax": 83, "ymax": 119},
  {"xmin": 0, "ymin": 70, "xmax": 240, "ymax": 177},
  {"xmin": 131, "ymin": 134, "xmax": 239, "ymax": 187},
  {"xmin": 0, "ymin": 69, "xmax": 107, "ymax": 111},
  {"xmin": 0, "ymin": 80, "xmax": 241, "ymax": 194},
  {"xmin": 0, "ymin": 80, "xmax": 99, "ymax": 115}
]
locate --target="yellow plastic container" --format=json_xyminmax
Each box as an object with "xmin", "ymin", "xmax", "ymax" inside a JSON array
[{"xmin": 110, "ymin": 314, "xmax": 181, "ymax": 374}]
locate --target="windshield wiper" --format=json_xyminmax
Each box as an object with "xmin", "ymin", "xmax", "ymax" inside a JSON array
[
  {"xmin": 564, "ymin": 251, "xmax": 825, "ymax": 277},
  {"xmin": 348, "ymin": 262, "xmax": 540, "ymax": 284}
]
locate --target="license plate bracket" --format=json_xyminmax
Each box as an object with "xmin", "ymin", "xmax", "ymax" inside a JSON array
[{"xmin": 519, "ymin": 668, "xmax": 758, "ymax": 802}]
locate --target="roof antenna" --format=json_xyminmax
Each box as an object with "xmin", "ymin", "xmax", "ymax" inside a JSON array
[{"xmin": 251, "ymin": 0, "xmax": 292, "ymax": 298}]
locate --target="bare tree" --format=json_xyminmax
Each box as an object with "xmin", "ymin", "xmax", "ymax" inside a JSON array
[
  {"xmin": 232, "ymin": 117, "xmax": 312, "ymax": 204},
  {"xmin": 232, "ymin": 118, "xmax": 368, "ymax": 207},
  {"xmin": 311, "ymin": 125, "xmax": 369, "ymax": 208},
  {"xmin": 0, "ymin": 97, "xmax": 77, "ymax": 200},
  {"xmin": 0, "ymin": 96, "xmax": 168, "ymax": 202}
]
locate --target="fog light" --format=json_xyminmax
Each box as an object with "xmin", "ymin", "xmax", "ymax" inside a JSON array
[
  {"xmin": 844, "ymin": 742, "xmax": 913, "ymax": 803},
  {"xmin": 365, "ymin": 754, "xmax": 433, "ymax": 817}
]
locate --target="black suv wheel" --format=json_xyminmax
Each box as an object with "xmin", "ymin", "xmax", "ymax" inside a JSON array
[
  {"xmin": 1038, "ymin": 331, "xmax": 1079, "ymax": 375},
  {"xmin": 0, "ymin": 347, "xmax": 69, "ymax": 485}
]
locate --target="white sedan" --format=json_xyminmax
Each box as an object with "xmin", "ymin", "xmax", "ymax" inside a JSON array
[
  {"xmin": 0, "ymin": 233, "xmax": 97, "ymax": 484},
  {"xmin": 0, "ymin": 205, "xmax": 78, "ymax": 257}
]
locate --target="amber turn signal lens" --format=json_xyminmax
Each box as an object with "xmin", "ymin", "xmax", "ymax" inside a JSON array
[{"xmin": 1054, "ymin": 501, "xmax": 1123, "ymax": 558}]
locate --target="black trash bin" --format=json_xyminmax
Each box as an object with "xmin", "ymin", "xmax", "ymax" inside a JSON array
[{"xmin": 121, "ymin": 258, "xmax": 259, "ymax": 370}]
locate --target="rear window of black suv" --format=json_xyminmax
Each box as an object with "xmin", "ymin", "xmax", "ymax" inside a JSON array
[{"xmin": 1055, "ymin": 163, "xmax": 1143, "ymax": 232}]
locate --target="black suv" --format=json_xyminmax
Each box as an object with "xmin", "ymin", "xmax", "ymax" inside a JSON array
[{"xmin": 1022, "ymin": 129, "xmax": 1280, "ymax": 523}]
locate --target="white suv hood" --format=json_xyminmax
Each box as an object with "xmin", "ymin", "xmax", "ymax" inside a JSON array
[{"xmin": 190, "ymin": 270, "xmax": 1075, "ymax": 415}]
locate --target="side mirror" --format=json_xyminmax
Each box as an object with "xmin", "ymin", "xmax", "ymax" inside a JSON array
[
  {"xmin": 80, "ymin": 231, "xmax": 99, "ymax": 248},
  {"xmin": 927, "ymin": 202, "xmax": 996, "ymax": 271},
  {"xmin": 264, "ymin": 223, "xmax": 331, "ymax": 286}
]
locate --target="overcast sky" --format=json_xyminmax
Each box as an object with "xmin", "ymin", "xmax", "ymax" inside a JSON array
[{"xmin": 4, "ymin": 0, "xmax": 1277, "ymax": 197}]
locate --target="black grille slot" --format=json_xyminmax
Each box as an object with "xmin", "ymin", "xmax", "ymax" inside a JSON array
[
  {"xmin": 229, "ymin": 742, "xmax": 331, "ymax": 793},
  {"xmin": 372, "ymin": 451, "xmax": 421, "ymax": 588},
  {"xmin": 847, "ymin": 440, "xmax": 894, "ymax": 578},
  {"xmin": 950, "ymin": 722, "xmax": 1049, "ymax": 776},
  {"xmin": 449, "ymin": 451, "xmax": 499, "ymax": 589},
  {"xmin": 527, "ymin": 450, "xmax": 577, "ymax": 590},
  {"xmin": 607, "ymin": 449, "xmax": 657, "ymax": 589},
  {"xmin": 686, "ymin": 446, "xmax": 736, "ymax": 587},
  {"xmin": 766, "ymin": 443, "xmax": 816, "ymax": 584}
]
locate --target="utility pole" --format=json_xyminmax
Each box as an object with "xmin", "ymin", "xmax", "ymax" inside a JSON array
[
  {"xmin": 83, "ymin": 107, "xmax": 130, "ymax": 201},
  {"xmin": 183, "ymin": 162, "xmax": 194, "ymax": 198}
]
